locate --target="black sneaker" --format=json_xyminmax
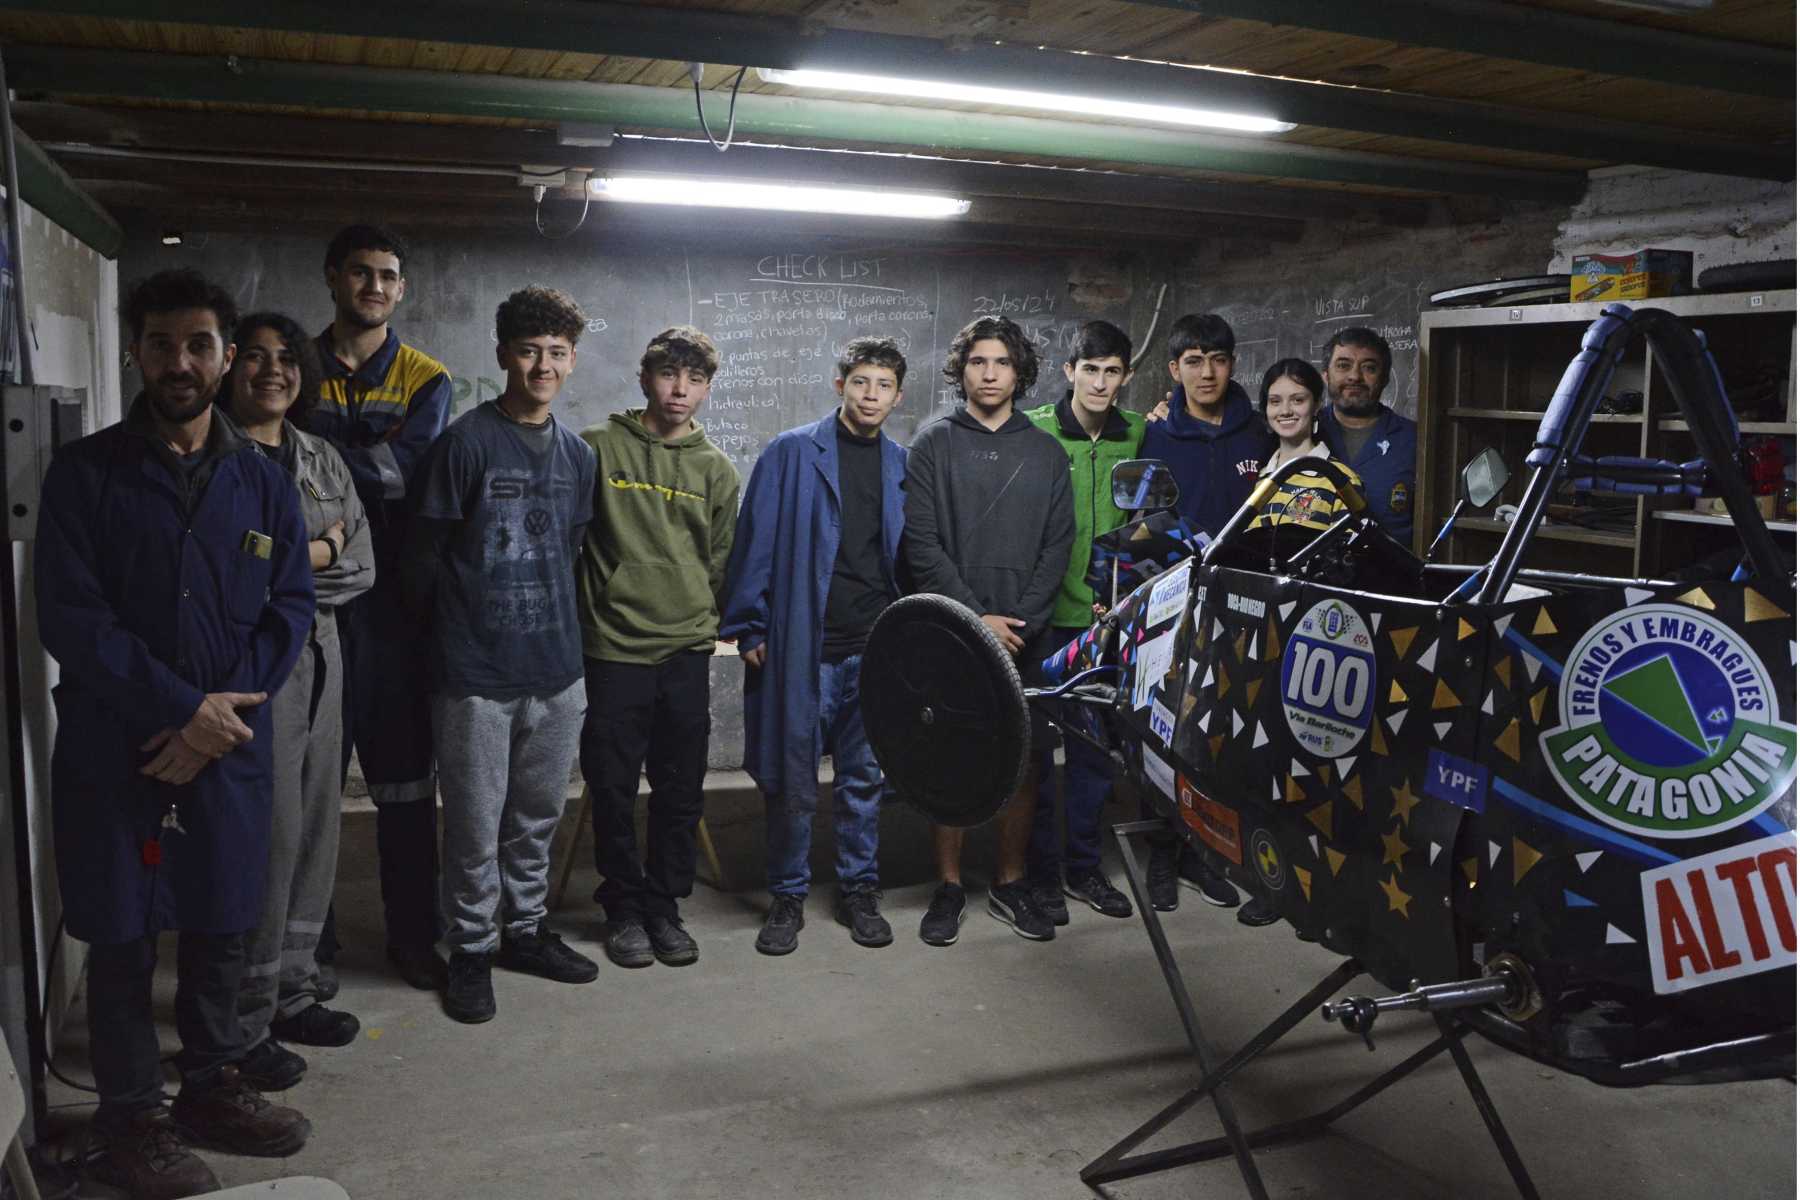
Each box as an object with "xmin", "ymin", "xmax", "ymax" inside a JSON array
[
  {"xmin": 499, "ymin": 921, "xmax": 600, "ymax": 983},
  {"xmin": 236, "ymin": 1038, "xmax": 306, "ymax": 1091},
  {"xmin": 987, "ymin": 881, "xmax": 1055, "ymax": 941},
  {"xmin": 1065, "ymin": 867, "xmax": 1133, "ymax": 919},
  {"xmin": 919, "ymin": 882, "xmax": 966, "ymax": 946},
  {"xmin": 1179, "ymin": 850, "xmax": 1240, "ymax": 908},
  {"xmin": 756, "ymin": 894, "xmax": 806, "ymax": 956},
  {"xmin": 1146, "ymin": 844, "xmax": 1179, "ymax": 912},
  {"xmin": 835, "ymin": 888, "xmax": 894, "ymax": 947},
  {"xmin": 602, "ymin": 917, "xmax": 655, "ymax": 969},
  {"xmin": 1028, "ymin": 881, "xmax": 1070, "ymax": 927},
  {"xmin": 1236, "ymin": 896, "xmax": 1282, "ymax": 927},
  {"xmin": 270, "ymin": 1003, "xmax": 360, "ymax": 1047},
  {"xmin": 646, "ymin": 914, "xmax": 699, "ymax": 966},
  {"xmin": 443, "ymin": 952, "xmax": 496, "ymax": 1024}
]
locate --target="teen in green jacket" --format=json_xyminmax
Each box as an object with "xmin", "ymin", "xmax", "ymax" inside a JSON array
[{"xmin": 1022, "ymin": 320, "xmax": 1144, "ymax": 925}]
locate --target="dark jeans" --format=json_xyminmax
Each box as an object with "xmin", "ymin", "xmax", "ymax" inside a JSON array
[
  {"xmin": 765, "ymin": 654, "xmax": 882, "ymax": 897},
  {"xmin": 88, "ymin": 932, "xmax": 247, "ymax": 1121},
  {"xmin": 1029, "ymin": 725, "xmax": 1114, "ymax": 882},
  {"xmin": 580, "ymin": 653, "xmax": 711, "ymax": 921},
  {"xmin": 339, "ymin": 587, "xmax": 440, "ymax": 948}
]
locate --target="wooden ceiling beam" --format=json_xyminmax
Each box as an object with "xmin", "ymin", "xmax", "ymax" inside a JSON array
[
  {"xmin": 0, "ymin": 4, "xmax": 1785, "ymax": 176},
  {"xmin": 4, "ymin": 47, "xmax": 1592, "ymax": 201}
]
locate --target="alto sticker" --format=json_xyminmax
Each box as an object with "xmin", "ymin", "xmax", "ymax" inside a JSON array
[
  {"xmin": 1640, "ymin": 831, "xmax": 1796, "ymax": 994},
  {"xmin": 1426, "ymin": 748, "xmax": 1489, "ymax": 813},
  {"xmin": 1179, "ymin": 774, "xmax": 1243, "ymax": 865},
  {"xmin": 1145, "ymin": 560, "xmax": 1191, "ymax": 630},
  {"xmin": 1141, "ymin": 746, "xmax": 1177, "ymax": 801},
  {"xmin": 1280, "ymin": 599, "xmax": 1376, "ymax": 757},
  {"xmin": 1134, "ymin": 629, "xmax": 1175, "ymax": 710},
  {"xmin": 1150, "ymin": 698, "xmax": 1176, "ymax": 747},
  {"xmin": 1541, "ymin": 604, "xmax": 1797, "ymax": 840}
]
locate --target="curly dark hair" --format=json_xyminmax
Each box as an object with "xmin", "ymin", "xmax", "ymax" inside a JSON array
[
  {"xmin": 1323, "ymin": 326, "xmax": 1392, "ymax": 377},
  {"xmin": 227, "ymin": 311, "xmax": 325, "ymax": 428},
  {"xmin": 941, "ymin": 316, "xmax": 1038, "ymax": 400},
  {"xmin": 496, "ymin": 286, "xmax": 587, "ymax": 346},
  {"xmin": 123, "ymin": 268, "xmax": 238, "ymax": 343},
  {"xmin": 323, "ymin": 223, "xmax": 408, "ymax": 274},
  {"xmin": 640, "ymin": 325, "xmax": 720, "ymax": 379},
  {"xmin": 837, "ymin": 336, "xmax": 907, "ymax": 388}
]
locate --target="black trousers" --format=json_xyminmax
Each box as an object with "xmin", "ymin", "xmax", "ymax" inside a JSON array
[
  {"xmin": 88, "ymin": 932, "xmax": 246, "ymax": 1121},
  {"xmin": 337, "ymin": 587, "xmax": 441, "ymax": 948},
  {"xmin": 580, "ymin": 653, "xmax": 711, "ymax": 921}
]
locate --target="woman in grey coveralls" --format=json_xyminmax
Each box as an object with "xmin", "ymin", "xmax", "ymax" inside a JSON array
[{"xmin": 224, "ymin": 311, "xmax": 375, "ymax": 1087}]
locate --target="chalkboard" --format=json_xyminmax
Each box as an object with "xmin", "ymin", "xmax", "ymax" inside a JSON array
[
  {"xmin": 123, "ymin": 229, "xmax": 1144, "ymax": 766},
  {"xmin": 1182, "ymin": 271, "xmax": 1431, "ymax": 419}
]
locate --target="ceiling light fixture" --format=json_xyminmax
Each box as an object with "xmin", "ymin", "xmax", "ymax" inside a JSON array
[
  {"xmin": 589, "ymin": 174, "xmax": 971, "ymax": 219},
  {"xmin": 758, "ymin": 67, "xmax": 1296, "ymax": 134}
]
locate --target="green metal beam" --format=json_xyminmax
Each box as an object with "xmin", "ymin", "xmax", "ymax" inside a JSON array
[
  {"xmin": 1126, "ymin": 0, "xmax": 1794, "ymax": 100},
  {"xmin": 12, "ymin": 127, "xmax": 122, "ymax": 257},
  {"xmin": 5, "ymin": 48, "xmax": 1588, "ymax": 202},
  {"xmin": 0, "ymin": 0, "xmax": 1785, "ymax": 175}
]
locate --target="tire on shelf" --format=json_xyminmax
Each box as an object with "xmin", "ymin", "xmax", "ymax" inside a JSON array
[{"xmin": 858, "ymin": 593, "xmax": 1030, "ymax": 828}]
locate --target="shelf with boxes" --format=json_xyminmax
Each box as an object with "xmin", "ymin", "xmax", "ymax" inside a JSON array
[{"xmin": 1417, "ymin": 289, "xmax": 1795, "ymax": 578}]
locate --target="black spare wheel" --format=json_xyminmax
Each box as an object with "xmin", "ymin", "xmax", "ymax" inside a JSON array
[{"xmin": 859, "ymin": 593, "xmax": 1030, "ymax": 828}]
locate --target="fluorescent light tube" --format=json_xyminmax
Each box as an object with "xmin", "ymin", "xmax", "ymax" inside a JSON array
[
  {"xmin": 759, "ymin": 67, "xmax": 1296, "ymax": 134},
  {"xmin": 590, "ymin": 174, "xmax": 971, "ymax": 219}
]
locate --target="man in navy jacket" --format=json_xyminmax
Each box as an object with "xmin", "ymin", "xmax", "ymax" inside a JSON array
[
  {"xmin": 36, "ymin": 270, "xmax": 316, "ymax": 1196},
  {"xmin": 1318, "ymin": 326, "xmax": 1417, "ymax": 548}
]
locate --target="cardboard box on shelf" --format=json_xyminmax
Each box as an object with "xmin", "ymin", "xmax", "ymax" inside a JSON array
[
  {"xmin": 1569, "ymin": 249, "xmax": 1694, "ymax": 302},
  {"xmin": 1694, "ymin": 494, "xmax": 1777, "ymax": 518}
]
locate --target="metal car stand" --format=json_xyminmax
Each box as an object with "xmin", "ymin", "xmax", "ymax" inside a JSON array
[{"xmin": 1083, "ymin": 820, "xmax": 1542, "ymax": 1199}]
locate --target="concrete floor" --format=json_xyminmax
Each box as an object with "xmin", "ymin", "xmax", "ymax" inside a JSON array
[{"xmin": 44, "ymin": 780, "xmax": 1798, "ymax": 1200}]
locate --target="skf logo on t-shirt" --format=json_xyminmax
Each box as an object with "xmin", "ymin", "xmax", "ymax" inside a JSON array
[{"xmin": 1235, "ymin": 459, "xmax": 1261, "ymax": 478}]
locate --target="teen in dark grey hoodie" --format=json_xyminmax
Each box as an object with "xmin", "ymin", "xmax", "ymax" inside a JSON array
[{"xmin": 903, "ymin": 316, "xmax": 1074, "ymax": 948}]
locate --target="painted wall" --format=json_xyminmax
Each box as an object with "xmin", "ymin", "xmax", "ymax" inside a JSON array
[{"xmin": 1550, "ymin": 167, "xmax": 1795, "ymax": 276}]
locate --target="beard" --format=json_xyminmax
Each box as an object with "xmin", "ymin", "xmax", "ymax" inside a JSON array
[
  {"xmin": 336, "ymin": 297, "xmax": 390, "ymax": 331},
  {"xmin": 1331, "ymin": 384, "xmax": 1380, "ymax": 417},
  {"xmin": 145, "ymin": 370, "xmax": 221, "ymax": 425}
]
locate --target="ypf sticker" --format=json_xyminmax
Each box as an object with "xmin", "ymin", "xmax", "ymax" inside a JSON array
[
  {"xmin": 1280, "ymin": 599, "xmax": 1377, "ymax": 758},
  {"xmin": 1542, "ymin": 604, "xmax": 1797, "ymax": 840}
]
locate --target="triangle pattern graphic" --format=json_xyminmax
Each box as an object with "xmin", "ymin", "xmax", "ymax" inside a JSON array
[
  {"xmin": 1417, "ymin": 640, "xmax": 1439, "ymax": 674},
  {"xmin": 1605, "ymin": 924, "xmax": 1636, "ymax": 945},
  {"xmin": 1434, "ymin": 721, "xmax": 1452, "ymax": 740}
]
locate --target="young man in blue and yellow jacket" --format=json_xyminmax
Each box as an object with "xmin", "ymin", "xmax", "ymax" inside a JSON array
[
  {"xmin": 1023, "ymin": 320, "xmax": 1144, "ymax": 925},
  {"xmin": 304, "ymin": 223, "xmax": 452, "ymax": 992}
]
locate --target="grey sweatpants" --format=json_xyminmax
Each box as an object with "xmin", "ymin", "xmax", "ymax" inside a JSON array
[
  {"xmin": 238, "ymin": 610, "xmax": 344, "ymax": 1045},
  {"xmin": 435, "ymin": 680, "xmax": 587, "ymax": 954}
]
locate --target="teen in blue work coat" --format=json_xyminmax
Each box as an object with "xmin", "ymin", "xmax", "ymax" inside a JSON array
[{"xmin": 719, "ymin": 340, "xmax": 908, "ymax": 953}]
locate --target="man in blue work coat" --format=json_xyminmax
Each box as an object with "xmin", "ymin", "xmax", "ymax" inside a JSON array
[
  {"xmin": 1318, "ymin": 326, "xmax": 1417, "ymax": 548},
  {"xmin": 720, "ymin": 336, "xmax": 909, "ymax": 956},
  {"xmin": 36, "ymin": 269, "xmax": 316, "ymax": 1198}
]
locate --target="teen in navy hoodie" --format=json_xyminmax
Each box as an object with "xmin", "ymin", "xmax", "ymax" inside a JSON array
[{"xmin": 1140, "ymin": 314, "xmax": 1274, "ymax": 537}]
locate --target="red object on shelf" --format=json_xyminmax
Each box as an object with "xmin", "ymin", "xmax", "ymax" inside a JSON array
[{"xmin": 1745, "ymin": 437, "xmax": 1784, "ymax": 495}]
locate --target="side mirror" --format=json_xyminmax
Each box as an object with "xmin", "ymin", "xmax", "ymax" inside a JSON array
[
  {"xmin": 1112, "ymin": 458, "xmax": 1180, "ymax": 512},
  {"xmin": 1460, "ymin": 447, "xmax": 1510, "ymax": 510}
]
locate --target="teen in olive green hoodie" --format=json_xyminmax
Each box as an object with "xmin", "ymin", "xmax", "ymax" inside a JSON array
[
  {"xmin": 1022, "ymin": 320, "xmax": 1143, "ymax": 928},
  {"xmin": 577, "ymin": 326, "xmax": 740, "ymax": 971}
]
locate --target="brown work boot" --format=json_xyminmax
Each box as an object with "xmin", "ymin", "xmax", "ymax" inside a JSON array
[
  {"xmin": 87, "ymin": 1106, "xmax": 220, "ymax": 1199},
  {"xmin": 171, "ymin": 1065, "xmax": 312, "ymax": 1157}
]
